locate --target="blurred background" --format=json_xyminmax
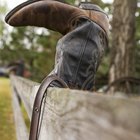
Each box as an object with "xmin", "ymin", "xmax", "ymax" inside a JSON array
[{"xmin": 0, "ymin": 0, "xmax": 140, "ymax": 140}]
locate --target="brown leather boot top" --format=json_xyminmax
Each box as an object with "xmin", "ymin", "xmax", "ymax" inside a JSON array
[
  {"xmin": 79, "ymin": 3, "xmax": 109, "ymax": 37},
  {"xmin": 5, "ymin": 1, "xmax": 109, "ymax": 36}
]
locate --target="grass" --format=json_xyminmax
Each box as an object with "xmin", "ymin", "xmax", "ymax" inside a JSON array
[{"xmin": 0, "ymin": 78, "xmax": 16, "ymax": 140}]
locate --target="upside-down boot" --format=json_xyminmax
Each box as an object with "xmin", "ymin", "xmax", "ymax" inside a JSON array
[
  {"xmin": 6, "ymin": 1, "xmax": 109, "ymax": 140},
  {"xmin": 5, "ymin": 0, "xmax": 109, "ymax": 89},
  {"xmin": 5, "ymin": 0, "xmax": 109, "ymax": 35}
]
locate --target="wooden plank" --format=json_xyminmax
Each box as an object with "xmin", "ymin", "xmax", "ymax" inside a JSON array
[
  {"xmin": 38, "ymin": 88, "xmax": 140, "ymax": 140},
  {"xmin": 12, "ymin": 87, "xmax": 29, "ymax": 140},
  {"xmin": 11, "ymin": 75, "xmax": 39, "ymax": 119},
  {"xmin": 10, "ymin": 76, "xmax": 140, "ymax": 140}
]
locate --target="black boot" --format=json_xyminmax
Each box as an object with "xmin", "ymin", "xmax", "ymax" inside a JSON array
[{"xmin": 50, "ymin": 18, "xmax": 108, "ymax": 90}]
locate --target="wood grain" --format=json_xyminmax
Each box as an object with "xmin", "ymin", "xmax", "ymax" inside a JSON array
[
  {"xmin": 10, "ymin": 75, "xmax": 140, "ymax": 140},
  {"xmin": 38, "ymin": 88, "xmax": 140, "ymax": 140},
  {"xmin": 12, "ymin": 86, "xmax": 29, "ymax": 140},
  {"xmin": 11, "ymin": 75, "xmax": 39, "ymax": 119}
]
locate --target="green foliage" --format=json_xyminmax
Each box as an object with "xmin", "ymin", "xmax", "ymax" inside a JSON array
[
  {"xmin": 65, "ymin": 0, "xmax": 75, "ymax": 4},
  {"xmin": 0, "ymin": 3, "xmax": 7, "ymax": 34},
  {"xmin": 135, "ymin": 6, "xmax": 140, "ymax": 77},
  {"xmin": 0, "ymin": 24, "xmax": 61, "ymax": 80}
]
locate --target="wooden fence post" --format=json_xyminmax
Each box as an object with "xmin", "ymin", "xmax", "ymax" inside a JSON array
[{"xmin": 10, "ymin": 75, "xmax": 140, "ymax": 140}]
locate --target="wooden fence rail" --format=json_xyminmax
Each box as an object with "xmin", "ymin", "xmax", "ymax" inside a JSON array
[{"xmin": 10, "ymin": 75, "xmax": 140, "ymax": 140}]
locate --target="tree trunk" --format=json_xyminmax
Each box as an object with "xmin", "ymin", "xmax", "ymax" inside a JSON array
[{"xmin": 109, "ymin": 0, "xmax": 137, "ymax": 93}]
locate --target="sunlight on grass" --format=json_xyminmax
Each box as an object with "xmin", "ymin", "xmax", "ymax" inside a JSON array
[{"xmin": 0, "ymin": 78, "xmax": 16, "ymax": 140}]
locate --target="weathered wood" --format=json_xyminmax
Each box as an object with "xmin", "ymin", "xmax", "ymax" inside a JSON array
[
  {"xmin": 10, "ymin": 75, "xmax": 140, "ymax": 140},
  {"xmin": 38, "ymin": 88, "xmax": 140, "ymax": 140},
  {"xmin": 12, "ymin": 86, "xmax": 29, "ymax": 140},
  {"xmin": 11, "ymin": 75, "xmax": 39, "ymax": 119}
]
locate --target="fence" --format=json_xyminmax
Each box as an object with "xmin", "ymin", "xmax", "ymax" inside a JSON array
[{"xmin": 10, "ymin": 75, "xmax": 140, "ymax": 140}]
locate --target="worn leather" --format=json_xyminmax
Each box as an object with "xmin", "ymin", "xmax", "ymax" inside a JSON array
[
  {"xmin": 79, "ymin": 3, "xmax": 109, "ymax": 37},
  {"xmin": 5, "ymin": 1, "xmax": 109, "ymax": 36},
  {"xmin": 50, "ymin": 18, "xmax": 108, "ymax": 91}
]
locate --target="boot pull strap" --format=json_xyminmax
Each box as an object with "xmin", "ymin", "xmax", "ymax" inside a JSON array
[{"xmin": 29, "ymin": 75, "xmax": 68, "ymax": 140}]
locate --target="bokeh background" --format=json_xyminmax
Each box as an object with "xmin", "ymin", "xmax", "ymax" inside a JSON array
[{"xmin": 0, "ymin": 0, "xmax": 140, "ymax": 140}]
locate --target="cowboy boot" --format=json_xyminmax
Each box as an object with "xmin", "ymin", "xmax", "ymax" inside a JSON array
[
  {"xmin": 5, "ymin": 1, "xmax": 109, "ymax": 90},
  {"xmin": 6, "ymin": 3, "xmax": 109, "ymax": 140},
  {"xmin": 50, "ymin": 22, "xmax": 108, "ymax": 90},
  {"xmin": 5, "ymin": 0, "xmax": 109, "ymax": 35}
]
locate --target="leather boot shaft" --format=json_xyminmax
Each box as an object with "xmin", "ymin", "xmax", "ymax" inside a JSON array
[{"xmin": 49, "ymin": 18, "xmax": 108, "ymax": 90}]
